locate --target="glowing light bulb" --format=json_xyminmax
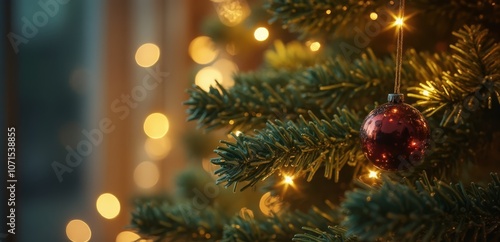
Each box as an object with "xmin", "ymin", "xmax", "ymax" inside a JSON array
[
  {"xmin": 66, "ymin": 219, "xmax": 92, "ymax": 242},
  {"xmin": 213, "ymin": 58, "xmax": 238, "ymax": 88},
  {"xmin": 143, "ymin": 113, "xmax": 169, "ymax": 139},
  {"xmin": 254, "ymin": 27, "xmax": 269, "ymax": 41},
  {"xmin": 189, "ymin": 36, "xmax": 219, "ymax": 64},
  {"xmin": 326, "ymin": 9, "xmax": 332, "ymax": 14},
  {"xmin": 309, "ymin": 42, "xmax": 321, "ymax": 51},
  {"xmin": 395, "ymin": 17, "xmax": 404, "ymax": 26},
  {"xmin": 96, "ymin": 193, "xmax": 121, "ymax": 219},
  {"xmin": 284, "ymin": 175, "xmax": 294, "ymax": 185},
  {"xmin": 195, "ymin": 67, "xmax": 223, "ymax": 91},
  {"xmin": 368, "ymin": 170, "xmax": 379, "ymax": 178},
  {"xmin": 135, "ymin": 43, "xmax": 160, "ymax": 67},
  {"xmin": 116, "ymin": 231, "xmax": 141, "ymax": 242},
  {"xmin": 370, "ymin": 12, "xmax": 378, "ymax": 20},
  {"xmin": 259, "ymin": 192, "xmax": 282, "ymax": 216}
]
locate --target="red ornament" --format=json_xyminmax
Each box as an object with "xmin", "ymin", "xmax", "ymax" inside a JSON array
[{"xmin": 360, "ymin": 94, "xmax": 430, "ymax": 171}]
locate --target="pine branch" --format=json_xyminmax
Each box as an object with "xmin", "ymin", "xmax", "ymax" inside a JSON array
[
  {"xmin": 212, "ymin": 108, "xmax": 365, "ymax": 191},
  {"xmin": 408, "ymin": 25, "xmax": 500, "ymax": 127},
  {"xmin": 264, "ymin": 0, "xmax": 378, "ymax": 39},
  {"xmin": 130, "ymin": 198, "xmax": 227, "ymax": 241},
  {"xmin": 264, "ymin": 40, "xmax": 325, "ymax": 71},
  {"xmin": 293, "ymin": 226, "xmax": 355, "ymax": 242},
  {"xmin": 342, "ymin": 172, "xmax": 500, "ymax": 242},
  {"xmin": 184, "ymin": 71, "xmax": 308, "ymax": 133},
  {"xmin": 380, "ymin": 120, "xmax": 487, "ymax": 181},
  {"xmin": 185, "ymin": 49, "xmax": 404, "ymax": 133},
  {"xmin": 131, "ymin": 197, "xmax": 346, "ymax": 242},
  {"xmin": 264, "ymin": 0, "xmax": 500, "ymax": 40},
  {"xmin": 223, "ymin": 202, "xmax": 344, "ymax": 241}
]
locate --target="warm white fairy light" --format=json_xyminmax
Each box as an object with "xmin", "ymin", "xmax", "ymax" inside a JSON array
[
  {"xmin": 395, "ymin": 17, "xmax": 404, "ymax": 26},
  {"xmin": 309, "ymin": 41, "xmax": 321, "ymax": 51},
  {"xmin": 96, "ymin": 193, "xmax": 121, "ymax": 219},
  {"xmin": 66, "ymin": 219, "xmax": 91, "ymax": 242},
  {"xmin": 283, "ymin": 175, "xmax": 294, "ymax": 185},
  {"xmin": 259, "ymin": 192, "xmax": 283, "ymax": 216},
  {"xmin": 135, "ymin": 43, "xmax": 160, "ymax": 67},
  {"xmin": 368, "ymin": 170, "xmax": 379, "ymax": 179},
  {"xmin": 254, "ymin": 27, "xmax": 269, "ymax": 41}
]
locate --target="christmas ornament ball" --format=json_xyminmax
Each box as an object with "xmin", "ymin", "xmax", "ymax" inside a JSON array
[{"xmin": 360, "ymin": 94, "xmax": 430, "ymax": 171}]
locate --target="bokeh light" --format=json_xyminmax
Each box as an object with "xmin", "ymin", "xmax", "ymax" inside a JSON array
[
  {"xmin": 309, "ymin": 41, "xmax": 321, "ymax": 51},
  {"xmin": 189, "ymin": 36, "xmax": 219, "ymax": 64},
  {"xmin": 395, "ymin": 17, "xmax": 404, "ymax": 26},
  {"xmin": 195, "ymin": 67, "xmax": 223, "ymax": 91},
  {"xmin": 144, "ymin": 137, "xmax": 172, "ymax": 160},
  {"xmin": 213, "ymin": 0, "xmax": 250, "ymax": 26},
  {"xmin": 368, "ymin": 170, "xmax": 379, "ymax": 178},
  {"xmin": 96, "ymin": 193, "xmax": 121, "ymax": 219},
  {"xmin": 370, "ymin": 12, "xmax": 378, "ymax": 20},
  {"xmin": 253, "ymin": 27, "xmax": 269, "ymax": 41},
  {"xmin": 135, "ymin": 43, "xmax": 160, "ymax": 67},
  {"xmin": 143, "ymin": 113, "xmax": 169, "ymax": 139},
  {"xmin": 134, "ymin": 161, "xmax": 160, "ymax": 189},
  {"xmin": 259, "ymin": 192, "xmax": 282, "ymax": 216},
  {"xmin": 212, "ymin": 58, "xmax": 238, "ymax": 88},
  {"xmin": 116, "ymin": 231, "xmax": 140, "ymax": 242},
  {"xmin": 66, "ymin": 219, "xmax": 92, "ymax": 242}
]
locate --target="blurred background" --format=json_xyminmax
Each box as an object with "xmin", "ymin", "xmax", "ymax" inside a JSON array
[{"xmin": 1, "ymin": 0, "xmax": 281, "ymax": 241}]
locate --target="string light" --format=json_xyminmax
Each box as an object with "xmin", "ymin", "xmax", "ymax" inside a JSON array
[
  {"xmin": 66, "ymin": 219, "xmax": 91, "ymax": 242},
  {"xmin": 212, "ymin": 0, "xmax": 250, "ymax": 26},
  {"xmin": 283, "ymin": 175, "xmax": 294, "ymax": 185},
  {"xmin": 370, "ymin": 12, "xmax": 378, "ymax": 20},
  {"xmin": 358, "ymin": 168, "xmax": 381, "ymax": 185},
  {"xmin": 259, "ymin": 192, "xmax": 282, "ymax": 216},
  {"xmin": 326, "ymin": 9, "xmax": 332, "ymax": 14},
  {"xmin": 195, "ymin": 67, "xmax": 223, "ymax": 91},
  {"xmin": 309, "ymin": 42, "xmax": 321, "ymax": 51},
  {"xmin": 394, "ymin": 17, "xmax": 404, "ymax": 27},
  {"xmin": 96, "ymin": 193, "xmax": 121, "ymax": 219},
  {"xmin": 143, "ymin": 113, "xmax": 169, "ymax": 139},
  {"xmin": 189, "ymin": 36, "xmax": 219, "ymax": 64},
  {"xmin": 254, "ymin": 27, "xmax": 269, "ymax": 41},
  {"xmin": 213, "ymin": 58, "xmax": 238, "ymax": 88},
  {"xmin": 116, "ymin": 231, "xmax": 140, "ymax": 242},
  {"xmin": 135, "ymin": 43, "xmax": 160, "ymax": 68},
  {"xmin": 368, "ymin": 170, "xmax": 379, "ymax": 179}
]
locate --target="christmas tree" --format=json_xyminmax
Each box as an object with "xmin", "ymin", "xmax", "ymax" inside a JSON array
[{"xmin": 130, "ymin": 0, "xmax": 500, "ymax": 241}]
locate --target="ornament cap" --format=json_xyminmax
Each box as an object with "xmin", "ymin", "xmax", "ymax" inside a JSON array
[{"xmin": 388, "ymin": 93, "xmax": 404, "ymax": 103}]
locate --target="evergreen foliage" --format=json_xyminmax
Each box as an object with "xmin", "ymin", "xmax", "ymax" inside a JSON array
[{"xmin": 132, "ymin": 0, "xmax": 500, "ymax": 241}]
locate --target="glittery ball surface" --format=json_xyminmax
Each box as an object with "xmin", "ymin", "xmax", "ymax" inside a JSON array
[{"xmin": 360, "ymin": 102, "xmax": 430, "ymax": 171}]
